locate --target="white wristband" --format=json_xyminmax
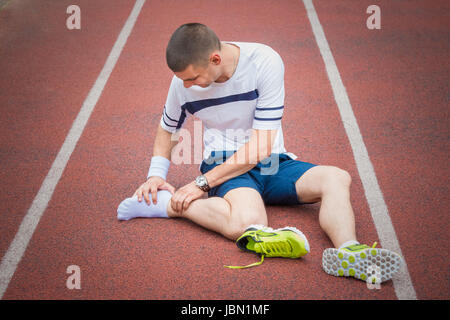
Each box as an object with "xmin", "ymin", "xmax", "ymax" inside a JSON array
[{"xmin": 147, "ymin": 156, "xmax": 170, "ymax": 180}]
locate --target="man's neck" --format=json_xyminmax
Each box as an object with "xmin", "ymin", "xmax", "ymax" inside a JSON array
[{"xmin": 215, "ymin": 43, "xmax": 240, "ymax": 83}]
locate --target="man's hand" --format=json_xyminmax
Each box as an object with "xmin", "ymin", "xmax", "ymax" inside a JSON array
[
  {"xmin": 170, "ymin": 181, "xmax": 205, "ymax": 215},
  {"xmin": 133, "ymin": 176, "xmax": 176, "ymax": 205}
]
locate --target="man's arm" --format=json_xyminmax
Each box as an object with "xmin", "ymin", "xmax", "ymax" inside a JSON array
[
  {"xmin": 170, "ymin": 128, "xmax": 277, "ymax": 214},
  {"xmin": 153, "ymin": 122, "xmax": 179, "ymax": 160},
  {"xmin": 134, "ymin": 124, "xmax": 178, "ymax": 204},
  {"xmin": 204, "ymin": 128, "xmax": 277, "ymax": 188}
]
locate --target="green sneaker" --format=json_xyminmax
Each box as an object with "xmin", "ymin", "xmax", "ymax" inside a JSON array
[
  {"xmin": 225, "ymin": 225, "xmax": 309, "ymax": 269},
  {"xmin": 322, "ymin": 242, "xmax": 402, "ymax": 283}
]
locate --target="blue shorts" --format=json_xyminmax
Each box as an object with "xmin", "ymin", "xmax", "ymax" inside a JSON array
[{"xmin": 199, "ymin": 151, "xmax": 317, "ymax": 205}]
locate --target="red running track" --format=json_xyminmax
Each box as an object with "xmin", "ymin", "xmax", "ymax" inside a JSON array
[{"xmin": 0, "ymin": 0, "xmax": 448, "ymax": 299}]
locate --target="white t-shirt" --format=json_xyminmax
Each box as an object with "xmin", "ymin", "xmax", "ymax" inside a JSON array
[{"xmin": 160, "ymin": 41, "xmax": 296, "ymax": 160}]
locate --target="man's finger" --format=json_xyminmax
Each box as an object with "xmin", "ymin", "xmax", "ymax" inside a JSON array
[
  {"xmin": 170, "ymin": 197, "xmax": 177, "ymax": 213},
  {"xmin": 182, "ymin": 196, "xmax": 191, "ymax": 213},
  {"xmin": 150, "ymin": 185, "xmax": 158, "ymax": 205},
  {"xmin": 171, "ymin": 192, "xmax": 181, "ymax": 213},
  {"xmin": 175, "ymin": 197, "xmax": 181, "ymax": 213},
  {"xmin": 176, "ymin": 193, "xmax": 185, "ymax": 213},
  {"xmin": 142, "ymin": 185, "xmax": 151, "ymax": 205},
  {"xmin": 136, "ymin": 188, "xmax": 142, "ymax": 202}
]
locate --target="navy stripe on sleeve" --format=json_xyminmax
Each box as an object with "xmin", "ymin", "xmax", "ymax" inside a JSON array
[
  {"xmin": 162, "ymin": 117, "xmax": 178, "ymax": 128},
  {"xmin": 163, "ymin": 106, "xmax": 178, "ymax": 123},
  {"xmin": 254, "ymin": 116, "xmax": 283, "ymax": 121},
  {"xmin": 255, "ymin": 105, "xmax": 284, "ymax": 111}
]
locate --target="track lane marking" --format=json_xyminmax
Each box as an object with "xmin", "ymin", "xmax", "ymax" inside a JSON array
[
  {"xmin": 302, "ymin": 0, "xmax": 417, "ymax": 300},
  {"xmin": 0, "ymin": 0, "xmax": 146, "ymax": 298}
]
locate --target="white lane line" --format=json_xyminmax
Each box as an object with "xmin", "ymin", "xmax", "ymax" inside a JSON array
[
  {"xmin": 302, "ymin": 0, "xmax": 417, "ymax": 300},
  {"xmin": 0, "ymin": 0, "xmax": 146, "ymax": 299}
]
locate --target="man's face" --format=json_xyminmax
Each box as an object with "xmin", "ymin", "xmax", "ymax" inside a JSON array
[
  {"xmin": 174, "ymin": 50, "xmax": 223, "ymax": 88},
  {"xmin": 174, "ymin": 62, "xmax": 218, "ymax": 88}
]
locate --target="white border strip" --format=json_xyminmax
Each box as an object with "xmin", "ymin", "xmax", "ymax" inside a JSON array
[
  {"xmin": 0, "ymin": 0, "xmax": 146, "ymax": 299},
  {"xmin": 302, "ymin": 0, "xmax": 417, "ymax": 299}
]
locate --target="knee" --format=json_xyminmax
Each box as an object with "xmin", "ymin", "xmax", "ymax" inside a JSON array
[
  {"xmin": 222, "ymin": 225, "xmax": 245, "ymax": 241},
  {"xmin": 223, "ymin": 214, "xmax": 268, "ymax": 241},
  {"xmin": 320, "ymin": 166, "xmax": 352, "ymax": 192}
]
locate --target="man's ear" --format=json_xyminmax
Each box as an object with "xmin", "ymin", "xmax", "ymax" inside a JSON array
[{"xmin": 210, "ymin": 52, "xmax": 222, "ymax": 65}]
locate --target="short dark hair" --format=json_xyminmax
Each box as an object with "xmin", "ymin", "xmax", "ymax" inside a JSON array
[{"xmin": 166, "ymin": 23, "xmax": 221, "ymax": 72}]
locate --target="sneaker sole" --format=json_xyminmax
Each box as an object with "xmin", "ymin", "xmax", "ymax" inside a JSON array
[{"xmin": 322, "ymin": 247, "xmax": 402, "ymax": 283}]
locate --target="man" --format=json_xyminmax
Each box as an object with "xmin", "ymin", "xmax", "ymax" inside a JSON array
[{"xmin": 117, "ymin": 23, "xmax": 402, "ymax": 281}]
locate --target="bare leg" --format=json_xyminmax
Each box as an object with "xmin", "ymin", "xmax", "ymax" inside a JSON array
[
  {"xmin": 167, "ymin": 187, "xmax": 268, "ymax": 241},
  {"xmin": 295, "ymin": 165, "xmax": 357, "ymax": 248}
]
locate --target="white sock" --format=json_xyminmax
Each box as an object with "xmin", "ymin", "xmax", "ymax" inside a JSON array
[
  {"xmin": 338, "ymin": 240, "xmax": 360, "ymax": 250},
  {"xmin": 117, "ymin": 190, "xmax": 172, "ymax": 221}
]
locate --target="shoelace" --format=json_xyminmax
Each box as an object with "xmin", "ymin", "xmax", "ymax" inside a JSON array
[
  {"xmin": 224, "ymin": 235, "xmax": 293, "ymax": 269},
  {"xmin": 258, "ymin": 240, "xmax": 292, "ymax": 255},
  {"xmin": 224, "ymin": 254, "xmax": 265, "ymax": 269}
]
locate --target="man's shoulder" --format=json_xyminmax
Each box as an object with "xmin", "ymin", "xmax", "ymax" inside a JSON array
[
  {"xmin": 167, "ymin": 74, "xmax": 184, "ymax": 91},
  {"xmin": 166, "ymin": 75, "xmax": 187, "ymax": 100},
  {"xmin": 234, "ymin": 42, "xmax": 284, "ymax": 83},
  {"xmin": 232, "ymin": 41, "xmax": 280, "ymax": 57},
  {"xmin": 169, "ymin": 74, "xmax": 183, "ymax": 85}
]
